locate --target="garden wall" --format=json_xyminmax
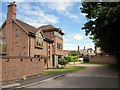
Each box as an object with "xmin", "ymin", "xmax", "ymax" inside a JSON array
[
  {"xmin": 89, "ymin": 55, "xmax": 117, "ymax": 64},
  {"xmin": 1, "ymin": 56, "xmax": 44, "ymax": 82}
]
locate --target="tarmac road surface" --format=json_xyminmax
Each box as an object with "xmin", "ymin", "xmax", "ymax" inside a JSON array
[{"xmin": 27, "ymin": 64, "xmax": 119, "ymax": 88}]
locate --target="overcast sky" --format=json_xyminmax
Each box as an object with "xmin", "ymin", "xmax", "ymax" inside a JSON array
[{"xmin": 1, "ymin": 0, "xmax": 95, "ymax": 50}]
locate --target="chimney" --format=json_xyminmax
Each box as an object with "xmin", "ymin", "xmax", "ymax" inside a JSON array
[
  {"xmin": 84, "ymin": 46, "xmax": 85, "ymax": 50},
  {"xmin": 7, "ymin": 2, "xmax": 17, "ymax": 22},
  {"xmin": 77, "ymin": 46, "xmax": 80, "ymax": 52},
  {"xmin": 5, "ymin": 2, "xmax": 16, "ymax": 56}
]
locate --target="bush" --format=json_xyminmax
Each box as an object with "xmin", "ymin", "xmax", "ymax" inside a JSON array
[
  {"xmin": 58, "ymin": 58, "xmax": 68, "ymax": 67},
  {"xmin": 83, "ymin": 55, "xmax": 89, "ymax": 62},
  {"xmin": 83, "ymin": 58, "xmax": 89, "ymax": 62}
]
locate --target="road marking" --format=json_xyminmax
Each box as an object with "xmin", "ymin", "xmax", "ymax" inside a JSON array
[{"xmin": 2, "ymin": 83, "xmax": 20, "ymax": 88}]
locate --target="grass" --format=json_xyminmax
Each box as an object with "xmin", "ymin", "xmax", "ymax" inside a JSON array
[
  {"xmin": 45, "ymin": 66, "xmax": 86, "ymax": 74},
  {"xmin": 102, "ymin": 64, "xmax": 119, "ymax": 71},
  {"xmin": 80, "ymin": 62, "xmax": 104, "ymax": 64},
  {"xmin": 80, "ymin": 62, "xmax": 98, "ymax": 64}
]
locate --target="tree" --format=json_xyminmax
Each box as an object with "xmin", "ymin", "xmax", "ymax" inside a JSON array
[
  {"xmin": 64, "ymin": 56, "xmax": 74, "ymax": 62},
  {"xmin": 68, "ymin": 51, "xmax": 79, "ymax": 66},
  {"xmin": 80, "ymin": 2, "xmax": 120, "ymax": 65},
  {"xmin": 69, "ymin": 50, "xmax": 80, "ymax": 56}
]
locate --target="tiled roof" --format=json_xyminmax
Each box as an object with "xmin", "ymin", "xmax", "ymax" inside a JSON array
[
  {"xmin": 38, "ymin": 24, "xmax": 64, "ymax": 35},
  {"xmin": 13, "ymin": 19, "xmax": 38, "ymax": 34},
  {"xmin": 38, "ymin": 24, "xmax": 55, "ymax": 30},
  {"xmin": 44, "ymin": 37, "xmax": 54, "ymax": 43},
  {"xmin": 13, "ymin": 19, "xmax": 55, "ymax": 42}
]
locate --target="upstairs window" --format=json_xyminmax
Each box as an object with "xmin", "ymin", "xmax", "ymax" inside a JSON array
[
  {"xmin": 52, "ymin": 31, "xmax": 54, "ymax": 35},
  {"xmin": 57, "ymin": 43, "xmax": 62, "ymax": 50},
  {"xmin": 15, "ymin": 29, "xmax": 19, "ymax": 47},
  {"xmin": 35, "ymin": 31, "xmax": 44, "ymax": 48},
  {"xmin": 54, "ymin": 31, "xmax": 63, "ymax": 39}
]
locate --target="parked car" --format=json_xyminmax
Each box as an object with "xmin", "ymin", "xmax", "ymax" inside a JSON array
[{"xmin": 78, "ymin": 58, "xmax": 84, "ymax": 62}]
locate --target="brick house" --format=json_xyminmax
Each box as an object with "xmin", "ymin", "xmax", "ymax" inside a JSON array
[
  {"xmin": 38, "ymin": 25, "xmax": 64, "ymax": 67},
  {"xmin": 0, "ymin": 2, "xmax": 64, "ymax": 81}
]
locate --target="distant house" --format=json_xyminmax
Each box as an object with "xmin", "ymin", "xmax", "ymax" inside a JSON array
[
  {"xmin": 77, "ymin": 46, "xmax": 95, "ymax": 56},
  {"xmin": 95, "ymin": 47, "xmax": 103, "ymax": 55},
  {"xmin": 87, "ymin": 48, "xmax": 95, "ymax": 56}
]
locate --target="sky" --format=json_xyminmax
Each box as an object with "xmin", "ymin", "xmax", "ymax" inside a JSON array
[{"xmin": 1, "ymin": 0, "xmax": 95, "ymax": 50}]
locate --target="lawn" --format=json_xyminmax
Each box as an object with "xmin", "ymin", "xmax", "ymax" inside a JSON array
[
  {"xmin": 45, "ymin": 66, "xmax": 86, "ymax": 74},
  {"xmin": 80, "ymin": 62, "xmax": 103, "ymax": 64}
]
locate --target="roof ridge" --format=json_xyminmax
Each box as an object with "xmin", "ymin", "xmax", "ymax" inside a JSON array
[{"xmin": 38, "ymin": 24, "xmax": 55, "ymax": 29}]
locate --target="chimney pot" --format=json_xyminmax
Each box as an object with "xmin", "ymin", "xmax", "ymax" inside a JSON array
[{"xmin": 7, "ymin": 2, "xmax": 17, "ymax": 20}]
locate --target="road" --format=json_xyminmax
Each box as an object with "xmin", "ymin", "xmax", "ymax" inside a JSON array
[{"xmin": 26, "ymin": 64, "xmax": 119, "ymax": 88}]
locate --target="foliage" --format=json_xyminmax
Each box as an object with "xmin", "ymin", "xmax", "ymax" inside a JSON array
[
  {"xmin": 80, "ymin": 2, "xmax": 120, "ymax": 63},
  {"xmin": 64, "ymin": 55, "xmax": 79, "ymax": 62},
  {"xmin": 65, "ymin": 50, "xmax": 79, "ymax": 63},
  {"xmin": 69, "ymin": 50, "xmax": 80, "ymax": 56},
  {"xmin": 58, "ymin": 58, "xmax": 68, "ymax": 67},
  {"xmin": 64, "ymin": 56, "xmax": 74, "ymax": 62}
]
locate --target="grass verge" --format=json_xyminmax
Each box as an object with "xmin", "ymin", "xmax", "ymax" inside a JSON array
[
  {"xmin": 45, "ymin": 66, "xmax": 86, "ymax": 74},
  {"xmin": 102, "ymin": 64, "xmax": 119, "ymax": 71},
  {"xmin": 80, "ymin": 62, "xmax": 104, "ymax": 64}
]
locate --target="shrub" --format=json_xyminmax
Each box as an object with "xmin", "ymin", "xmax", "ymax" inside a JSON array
[
  {"xmin": 58, "ymin": 58, "xmax": 68, "ymax": 67},
  {"xmin": 83, "ymin": 55, "xmax": 89, "ymax": 62}
]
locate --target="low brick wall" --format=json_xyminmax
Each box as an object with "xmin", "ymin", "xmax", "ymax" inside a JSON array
[
  {"xmin": 89, "ymin": 55, "xmax": 117, "ymax": 64},
  {"xmin": 1, "ymin": 56, "xmax": 44, "ymax": 82}
]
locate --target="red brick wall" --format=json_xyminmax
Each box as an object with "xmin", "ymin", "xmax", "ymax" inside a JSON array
[
  {"xmin": 54, "ymin": 37, "xmax": 64, "ymax": 55},
  {"xmin": 48, "ymin": 43, "xmax": 53, "ymax": 68},
  {"xmin": 2, "ymin": 57, "xmax": 44, "ymax": 81},
  {"xmin": 43, "ymin": 32, "xmax": 51, "ymax": 39},
  {"xmin": 12, "ymin": 22, "xmax": 29, "ymax": 56},
  {"xmin": 30, "ymin": 37, "xmax": 47, "ymax": 57},
  {"xmin": 89, "ymin": 55, "xmax": 117, "ymax": 64}
]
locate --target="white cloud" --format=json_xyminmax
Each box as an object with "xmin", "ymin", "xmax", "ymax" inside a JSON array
[
  {"xmin": 45, "ymin": 2, "xmax": 72, "ymax": 12},
  {"xmin": 73, "ymin": 34, "xmax": 84, "ymax": 41},
  {"xmin": 63, "ymin": 43, "xmax": 77, "ymax": 50},
  {"xmin": 85, "ymin": 43, "xmax": 95, "ymax": 50},
  {"xmin": 16, "ymin": 2, "xmax": 58, "ymax": 27},
  {"xmin": 64, "ymin": 33, "xmax": 84, "ymax": 44},
  {"xmin": 81, "ymin": 13, "xmax": 87, "ymax": 17},
  {"xmin": 41, "ymin": 2, "xmax": 79, "ymax": 19},
  {"xmin": 3, "ymin": 0, "xmax": 76, "ymax": 2}
]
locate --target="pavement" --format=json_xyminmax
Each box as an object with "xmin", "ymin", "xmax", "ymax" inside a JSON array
[
  {"xmin": 2, "ymin": 71, "xmax": 70, "ymax": 89},
  {"xmin": 1, "ymin": 62, "xmax": 119, "ymax": 89}
]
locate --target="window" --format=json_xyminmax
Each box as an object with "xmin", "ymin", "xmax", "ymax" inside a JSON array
[
  {"xmin": 36, "ymin": 32, "xmax": 44, "ymax": 48},
  {"xmin": 49, "ymin": 46, "xmax": 50, "ymax": 49},
  {"xmin": 49, "ymin": 51, "xmax": 50, "ymax": 54},
  {"xmin": 52, "ymin": 32, "xmax": 54, "ymax": 35},
  {"xmin": 49, "ymin": 56, "xmax": 50, "ymax": 59},
  {"xmin": 54, "ymin": 31, "xmax": 63, "ymax": 39},
  {"xmin": 16, "ymin": 29, "xmax": 19, "ymax": 47},
  {"xmin": 57, "ymin": 43, "xmax": 62, "ymax": 50}
]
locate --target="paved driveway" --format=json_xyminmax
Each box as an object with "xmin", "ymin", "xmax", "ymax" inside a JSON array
[{"xmin": 27, "ymin": 64, "xmax": 119, "ymax": 88}]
